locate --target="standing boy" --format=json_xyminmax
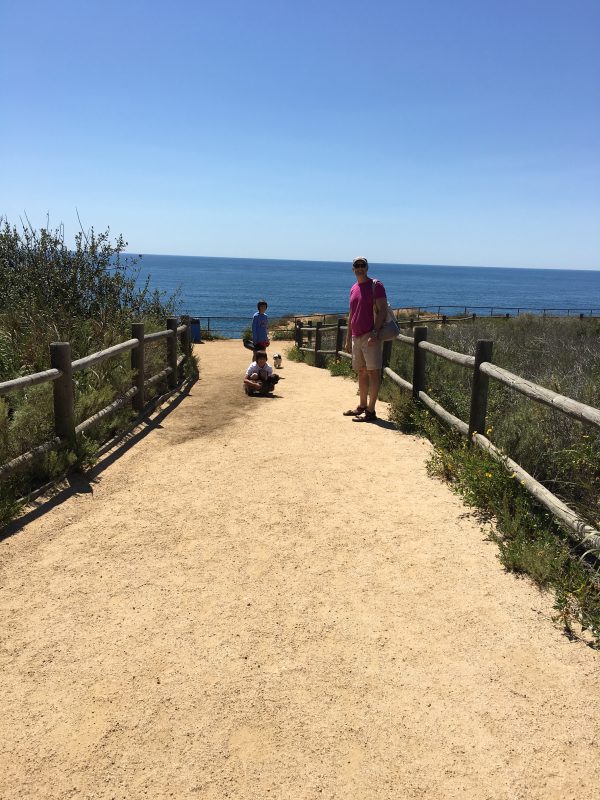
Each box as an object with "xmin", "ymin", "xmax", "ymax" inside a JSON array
[
  {"xmin": 251, "ymin": 300, "xmax": 270, "ymax": 350},
  {"xmin": 343, "ymin": 256, "xmax": 388, "ymax": 421}
]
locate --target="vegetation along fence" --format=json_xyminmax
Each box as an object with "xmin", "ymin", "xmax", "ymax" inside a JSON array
[
  {"xmin": 0, "ymin": 316, "xmax": 193, "ymax": 480},
  {"xmin": 295, "ymin": 319, "xmax": 600, "ymax": 553}
]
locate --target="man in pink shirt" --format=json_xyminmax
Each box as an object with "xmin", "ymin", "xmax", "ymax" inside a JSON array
[{"xmin": 343, "ymin": 256, "xmax": 389, "ymax": 422}]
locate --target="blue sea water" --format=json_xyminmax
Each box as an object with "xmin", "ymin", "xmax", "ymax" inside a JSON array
[{"xmin": 134, "ymin": 254, "xmax": 600, "ymax": 336}]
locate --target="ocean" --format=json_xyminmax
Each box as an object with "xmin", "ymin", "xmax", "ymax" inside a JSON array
[{"xmin": 134, "ymin": 255, "xmax": 600, "ymax": 337}]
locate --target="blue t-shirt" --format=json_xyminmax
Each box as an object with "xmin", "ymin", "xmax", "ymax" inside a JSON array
[{"xmin": 252, "ymin": 311, "xmax": 269, "ymax": 343}]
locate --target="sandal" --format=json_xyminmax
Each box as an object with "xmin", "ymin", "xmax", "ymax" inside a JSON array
[
  {"xmin": 353, "ymin": 409, "xmax": 377, "ymax": 422},
  {"xmin": 343, "ymin": 405, "xmax": 366, "ymax": 417}
]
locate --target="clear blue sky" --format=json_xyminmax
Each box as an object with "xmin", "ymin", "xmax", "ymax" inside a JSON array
[{"xmin": 1, "ymin": 0, "xmax": 599, "ymax": 268}]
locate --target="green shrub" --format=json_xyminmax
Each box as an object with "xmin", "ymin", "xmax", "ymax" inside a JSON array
[
  {"xmin": 0, "ymin": 219, "xmax": 181, "ymax": 526},
  {"xmin": 327, "ymin": 357, "xmax": 353, "ymax": 378},
  {"xmin": 286, "ymin": 346, "xmax": 305, "ymax": 362}
]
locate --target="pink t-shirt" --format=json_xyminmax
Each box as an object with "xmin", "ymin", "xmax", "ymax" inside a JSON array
[{"xmin": 349, "ymin": 278, "xmax": 387, "ymax": 337}]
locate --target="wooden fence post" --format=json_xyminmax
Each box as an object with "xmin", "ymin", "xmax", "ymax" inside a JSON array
[
  {"xmin": 335, "ymin": 318, "xmax": 345, "ymax": 359},
  {"xmin": 166, "ymin": 317, "xmax": 178, "ymax": 389},
  {"xmin": 180, "ymin": 315, "xmax": 191, "ymax": 381},
  {"xmin": 131, "ymin": 322, "xmax": 145, "ymax": 412},
  {"xmin": 295, "ymin": 320, "xmax": 303, "ymax": 348},
  {"xmin": 382, "ymin": 340, "xmax": 393, "ymax": 370},
  {"xmin": 184, "ymin": 315, "xmax": 192, "ymax": 356},
  {"xmin": 307, "ymin": 319, "xmax": 313, "ymax": 345},
  {"xmin": 314, "ymin": 321, "xmax": 323, "ymax": 364},
  {"xmin": 468, "ymin": 339, "xmax": 494, "ymax": 444},
  {"xmin": 412, "ymin": 326, "xmax": 428, "ymax": 400},
  {"xmin": 50, "ymin": 342, "xmax": 75, "ymax": 445}
]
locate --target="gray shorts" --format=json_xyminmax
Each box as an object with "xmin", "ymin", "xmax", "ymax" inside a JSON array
[{"xmin": 352, "ymin": 332, "xmax": 383, "ymax": 371}]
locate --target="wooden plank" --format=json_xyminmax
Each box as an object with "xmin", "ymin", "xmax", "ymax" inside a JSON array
[
  {"xmin": 144, "ymin": 329, "xmax": 173, "ymax": 342},
  {"xmin": 75, "ymin": 387, "xmax": 138, "ymax": 434},
  {"xmin": 397, "ymin": 333, "xmax": 414, "ymax": 345},
  {"xmin": 419, "ymin": 340, "xmax": 476, "ymax": 368},
  {"xmin": 473, "ymin": 433, "xmax": 600, "ymax": 550},
  {"xmin": 71, "ymin": 339, "xmax": 138, "ymax": 372},
  {"xmin": 418, "ymin": 391, "xmax": 470, "ymax": 435},
  {"xmin": 480, "ymin": 362, "xmax": 600, "ymax": 429},
  {"xmin": 0, "ymin": 368, "xmax": 61, "ymax": 397},
  {"xmin": 0, "ymin": 436, "xmax": 63, "ymax": 478},
  {"xmin": 383, "ymin": 367, "xmax": 412, "ymax": 392},
  {"xmin": 145, "ymin": 366, "xmax": 173, "ymax": 387}
]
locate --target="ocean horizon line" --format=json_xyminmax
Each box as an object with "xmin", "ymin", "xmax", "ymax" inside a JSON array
[{"xmin": 130, "ymin": 253, "xmax": 600, "ymax": 274}]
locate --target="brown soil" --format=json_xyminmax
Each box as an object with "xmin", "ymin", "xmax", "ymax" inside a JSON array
[{"xmin": 1, "ymin": 340, "xmax": 598, "ymax": 799}]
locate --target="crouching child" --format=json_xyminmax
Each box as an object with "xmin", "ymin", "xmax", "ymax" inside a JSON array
[{"xmin": 243, "ymin": 351, "xmax": 280, "ymax": 395}]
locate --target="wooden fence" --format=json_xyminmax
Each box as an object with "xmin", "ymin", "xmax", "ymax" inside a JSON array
[
  {"xmin": 294, "ymin": 306, "xmax": 600, "ymax": 326},
  {"xmin": 296, "ymin": 319, "xmax": 600, "ymax": 552},
  {"xmin": 0, "ymin": 316, "xmax": 193, "ymax": 480}
]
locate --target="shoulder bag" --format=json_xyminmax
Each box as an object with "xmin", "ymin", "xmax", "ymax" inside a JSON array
[{"xmin": 371, "ymin": 279, "xmax": 400, "ymax": 341}]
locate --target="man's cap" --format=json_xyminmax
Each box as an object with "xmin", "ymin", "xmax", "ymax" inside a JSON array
[{"xmin": 352, "ymin": 256, "xmax": 368, "ymax": 267}]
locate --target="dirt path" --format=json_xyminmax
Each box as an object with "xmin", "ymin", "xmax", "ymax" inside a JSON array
[{"xmin": 1, "ymin": 341, "xmax": 598, "ymax": 800}]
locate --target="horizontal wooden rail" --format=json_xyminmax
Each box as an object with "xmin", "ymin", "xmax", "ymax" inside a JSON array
[
  {"xmin": 145, "ymin": 366, "xmax": 173, "ymax": 387},
  {"xmin": 0, "ymin": 436, "xmax": 64, "ymax": 479},
  {"xmin": 383, "ymin": 367, "xmax": 412, "ymax": 393},
  {"xmin": 144, "ymin": 329, "xmax": 175, "ymax": 342},
  {"xmin": 72, "ymin": 339, "xmax": 139, "ymax": 372},
  {"xmin": 326, "ymin": 317, "xmax": 600, "ymax": 550},
  {"xmin": 479, "ymin": 362, "xmax": 600, "ymax": 430},
  {"xmin": 298, "ymin": 324, "xmax": 338, "ymax": 332},
  {"xmin": 419, "ymin": 340, "xmax": 475, "ymax": 368},
  {"xmin": 0, "ymin": 368, "xmax": 61, "ymax": 397},
  {"xmin": 338, "ymin": 350, "xmax": 352, "ymax": 360},
  {"xmin": 472, "ymin": 433, "xmax": 600, "ymax": 550},
  {"xmin": 1, "ymin": 319, "xmax": 192, "ymax": 483},
  {"xmin": 418, "ymin": 391, "xmax": 469, "ymax": 435},
  {"xmin": 75, "ymin": 388, "xmax": 139, "ymax": 435}
]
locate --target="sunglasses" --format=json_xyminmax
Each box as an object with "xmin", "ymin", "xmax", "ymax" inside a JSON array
[{"xmin": 353, "ymin": 263, "xmax": 367, "ymax": 269}]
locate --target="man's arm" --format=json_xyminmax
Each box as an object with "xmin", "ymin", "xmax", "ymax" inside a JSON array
[
  {"xmin": 373, "ymin": 296, "xmax": 387, "ymax": 332},
  {"xmin": 345, "ymin": 308, "xmax": 353, "ymax": 352}
]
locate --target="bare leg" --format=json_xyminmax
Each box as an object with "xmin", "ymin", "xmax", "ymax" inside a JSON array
[
  {"xmin": 367, "ymin": 369, "xmax": 381, "ymax": 412},
  {"xmin": 357, "ymin": 368, "xmax": 369, "ymax": 408}
]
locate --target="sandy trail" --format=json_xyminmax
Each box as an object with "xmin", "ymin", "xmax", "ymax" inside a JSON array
[{"xmin": 0, "ymin": 340, "xmax": 598, "ymax": 800}]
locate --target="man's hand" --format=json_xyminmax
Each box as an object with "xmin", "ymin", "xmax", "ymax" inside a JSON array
[
  {"xmin": 344, "ymin": 339, "xmax": 352, "ymax": 354},
  {"xmin": 367, "ymin": 332, "xmax": 379, "ymax": 347}
]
